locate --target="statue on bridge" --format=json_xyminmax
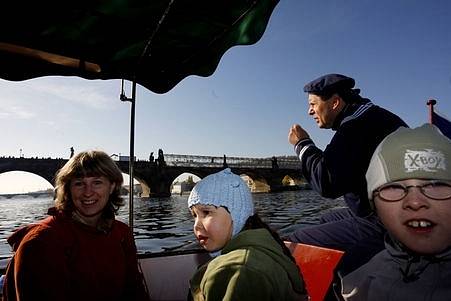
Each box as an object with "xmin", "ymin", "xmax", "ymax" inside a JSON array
[
  {"xmin": 157, "ymin": 149, "xmax": 166, "ymax": 167},
  {"xmin": 70, "ymin": 147, "xmax": 74, "ymax": 158},
  {"xmin": 223, "ymin": 154, "xmax": 228, "ymax": 168},
  {"xmin": 149, "ymin": 152, "xmax": 154, "ymax": 163},
  {"xmin": 272, "ymin": 156, "xmax": 279, "ymax": 169}
]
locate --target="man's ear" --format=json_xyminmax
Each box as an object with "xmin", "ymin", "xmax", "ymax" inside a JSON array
[{"xmin": 332, "ymin": 94, "xmax": 344, "ymax": 110}]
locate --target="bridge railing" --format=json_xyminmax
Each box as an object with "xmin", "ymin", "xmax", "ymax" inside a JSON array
[
  {"xmin": 273, "ymin": 156, "xmax": 302, "ymax": 169},
  {"xmin": 163, "ymin": 154, "xmax": 300, "ymax": 169}
]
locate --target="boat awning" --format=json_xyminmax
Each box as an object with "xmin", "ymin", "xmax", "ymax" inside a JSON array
[{"xmin": 0, "ymin": 0, "xmax": 278, "ymax": 94}]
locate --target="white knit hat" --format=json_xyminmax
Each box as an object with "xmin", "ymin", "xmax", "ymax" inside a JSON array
[
  {"xmin": 188, "ymin": 168, "xmax": 254, "ymax": 236},
  {"xmin": 366, "ymin": 124, "xmax": 451, "ymax": 200}
]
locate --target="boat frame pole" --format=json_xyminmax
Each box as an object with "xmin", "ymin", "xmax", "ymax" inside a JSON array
[
  {"xmin": 121, "ymin": 80, "xmax": 137, "ymax": 231},
  {"xmin": 427, "ymin": 99, "xmax": 436, "ymax": 124},
  {"xmin": 120, "ymin": 0, "xmax": 173, "ymax": 231}
]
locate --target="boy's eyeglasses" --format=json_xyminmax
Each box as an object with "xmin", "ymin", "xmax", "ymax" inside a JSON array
[{"xmin": 374, "ymin": 181, "xmax": 451, "ymax": 202}]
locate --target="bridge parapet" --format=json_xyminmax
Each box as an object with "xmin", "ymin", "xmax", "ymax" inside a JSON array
[{"xmin": 164, "ymin": 154, "xmax": 300, "ymax": 169}]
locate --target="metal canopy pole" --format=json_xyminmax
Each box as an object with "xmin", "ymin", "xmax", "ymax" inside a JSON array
[
  {"xmin": 121, "ymin": 80, "xmax": 137, "ymax": 231},
  {"xmin": 427, "ymin": 99, "xmax": 436, "ymax": 124},
  {"xmin": 120, "ymin": 0, "xmax": 173, "ymax": 231}
]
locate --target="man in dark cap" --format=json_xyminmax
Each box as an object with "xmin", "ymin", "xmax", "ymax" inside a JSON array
[{"xmin": 287, "ymin": 73, "xmax": 407, "ymax": 276}]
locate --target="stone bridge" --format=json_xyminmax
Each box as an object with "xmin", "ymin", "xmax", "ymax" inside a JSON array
[{"xmin": 0, "ymin": 154, "xmax": 305, "ymax": 197}]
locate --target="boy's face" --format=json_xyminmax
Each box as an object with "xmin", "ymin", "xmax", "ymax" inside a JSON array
[
  {"xmin": 375, "ymin": 179, "xmax": 451, "ymax": 255},
  {"xmin": 190, "ymin": 204, "xmax": 233, "ymax": 252}
]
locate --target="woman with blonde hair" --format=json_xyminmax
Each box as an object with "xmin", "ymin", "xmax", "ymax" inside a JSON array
[{"xmin": 3, "ymin": 150, "xmax": 149, "ymax": 301}]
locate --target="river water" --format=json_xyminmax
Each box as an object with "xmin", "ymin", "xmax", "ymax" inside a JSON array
[{"xmin": 0, "ymin": 190, "xmax": 346, "ymax": 259}]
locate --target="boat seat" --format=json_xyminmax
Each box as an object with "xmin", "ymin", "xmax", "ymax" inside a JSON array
[
  {"xmin": 285, "ymin": 242, "xmax": 344, "ymax": 301},
  {"xmin": 139, "ymin": 244, "xmax": 344, "ymax": 301}
]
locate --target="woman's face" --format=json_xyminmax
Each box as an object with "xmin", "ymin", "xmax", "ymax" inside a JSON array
[
  {"xmin": 70, "ymin": 176, "xmax": 115, "ymax": 227},
  {"xmin": 375, "ymin": 179, "xmax": 451, "ymax": 254},
  {"xmin": 190, "ymin": 204, "xmax": 233, "ymax": 252}
]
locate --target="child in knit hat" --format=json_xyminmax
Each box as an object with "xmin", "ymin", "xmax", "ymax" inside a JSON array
[
  {"xmin": 187, "ymin": 168, "xmax": 308, "ymax": 301},
  {"xmin": 341, "ymin": 124, "xmax": 451, "ymax": 301}
]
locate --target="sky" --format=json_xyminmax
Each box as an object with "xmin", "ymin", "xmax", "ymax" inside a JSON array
[{"xmin": 1, "ymin": 0, "xmax": 451, "ymax": 193}]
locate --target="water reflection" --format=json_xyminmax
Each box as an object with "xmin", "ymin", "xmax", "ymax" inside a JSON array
[{"xmin": 0, "ymin": 190, "xmax": 346, "ymax": 258}]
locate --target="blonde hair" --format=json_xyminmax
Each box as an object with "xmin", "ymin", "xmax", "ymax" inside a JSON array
[{"xmin": 54, "ymin": 150, "xmax": 124, "ymax": 218}]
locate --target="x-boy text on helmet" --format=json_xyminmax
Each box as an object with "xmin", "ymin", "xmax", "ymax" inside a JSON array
[{"xmin": 405, "ymin": 149, "xmax": 446, "ymax": 173}]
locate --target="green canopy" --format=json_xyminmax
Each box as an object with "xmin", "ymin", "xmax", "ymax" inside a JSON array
[
  {"xmin": 0, "ymin": 0, "xmax": 279, "ymax": 223},
  {"xmin": 0, "ymin": 0, "xmax": 278, "ymax": 94}
]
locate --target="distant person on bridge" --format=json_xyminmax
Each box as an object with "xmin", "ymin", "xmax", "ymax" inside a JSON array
[
  {"xmin": 187, "ymin": 168, "xmax": 308, "ymax": 300},
  {"xmin": 2, "ymin": 150, "xmax": 149, "ymax": 301},
  {"xmin": 286, "ymin": 73, "xmax": 408, "ymax": 276}
]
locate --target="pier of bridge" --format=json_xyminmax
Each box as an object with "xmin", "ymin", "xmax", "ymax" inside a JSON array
[{"xmin": 0, "ymin": 154, "xmax": 306, "ymax": 197}]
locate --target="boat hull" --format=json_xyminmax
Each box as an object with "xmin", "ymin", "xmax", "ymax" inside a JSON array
[{"xmin": 1, "ymin": 243, "xmax": 343, "ymax": 301}]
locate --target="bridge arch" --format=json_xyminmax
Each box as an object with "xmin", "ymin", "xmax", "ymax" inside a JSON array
[
  {"xmin": 0, "ymin": 158, "xmax": 66, "ymax": 185},
  {"xmin": 282, "ymin": 174, "xmax": 307, "ymax": 187},
  {"xmin": 240, "ymin": 173, "xmax": 270, "ymax": 193},
  {"xmin": 170, "ymin": 172, "xmax": 200, "ymax": 195},
  {"xmin": 120, "ymin": 173, "xmax": 146, "ymax": 196},
  {"xmin": 0, "ymin": 171, "xmax": 54, "ymax": 195}
]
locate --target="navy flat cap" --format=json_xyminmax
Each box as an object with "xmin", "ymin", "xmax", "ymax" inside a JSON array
[{"xmin": 304, "ymin": 73, "xmax": 355, "ymax": 94}]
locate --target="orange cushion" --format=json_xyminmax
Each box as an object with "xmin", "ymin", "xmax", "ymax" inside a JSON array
[{"xmin": 285, "ymin": 242, "xmax": 344, "ymax": 301}]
